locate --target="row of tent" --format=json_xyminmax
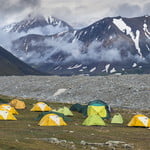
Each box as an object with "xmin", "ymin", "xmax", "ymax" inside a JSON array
[
  {"xmin": 82, "ymin": 113, "xmax": 150, "ymax": 127},
  {"xmin": 30, "ymin": 100, "xmax": 150, "ymax": 128},
  {"xmin": 0, "ymin": 99, "xmax": 26, "ymax": 120},
  {"xmin": 0, "ymin": 99, "xmax": 150, "ymax": 128},
  {"xmin": 30, "ymin": 102, "xmax": 73, "ymax": 126},
  {"xmin": 70, "ymin": 100, "xmax": 111, "ymax": 119},
  {"xmin": 30, "ymin": 102, "xmax": 73, "ymax": 116}
]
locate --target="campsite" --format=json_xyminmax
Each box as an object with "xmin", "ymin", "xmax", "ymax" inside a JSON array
[
  {"xmin": 0, "ymin": 0, "xmax": 150, "ymax": 149},
  {"xmin": 0, "ymin": 94, "xmax": 150, "ymax": 150}
]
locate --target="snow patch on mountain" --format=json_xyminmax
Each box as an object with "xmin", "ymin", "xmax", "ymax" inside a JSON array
[
  {"xmin": 90, "ymin": 67, "xmax": 96, "ymax": 72},
  {"xmin": 113, "ymin": 18, "xmax": 142, "ymax": 57},
  {"xmin": 108, "ymin": 25, "xmax": 111, "ymax": 30},
  {"xmin": 132, "ymin": 63, "xmax": 137, "ymax": 67},
  {"xmin": 110, "ymin": 67, "xmax": 116, "ymax": 73},
  {"xmin": 105, "ymin": 64, "xmax": 110, "ymax": 73},
  {"xmin": 134, "ymin": 30, "xmax": 141, "ymax": 57},
  {"xmin": 102, "ymin": 64, "xmax": 110, "ymax": 73},
  {"xmin": 146, "ymin": 44, "xmax": 150, "ymax": 51},
  {"xmin": 82, "ymin": 66, "xmax": 87, "ymax": 69},
  {"xmin": 67, "ymin": 64, "xmax": 82, "ymax": 69},
  {"xmin": 143, "ymin": 23, "xmax": 150, "ymax": 39},
  {"xmin": 79, "ymin": 69, "xmax": 83, "ymax": 72},
  {"xmin": 113, "ymin": 18, "xmax": 132, "ymax": 34}
]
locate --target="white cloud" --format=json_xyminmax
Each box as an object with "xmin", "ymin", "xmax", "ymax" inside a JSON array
[{"xmin": 0, "ymin": 0, "xmax": 149, "ymax": 27}]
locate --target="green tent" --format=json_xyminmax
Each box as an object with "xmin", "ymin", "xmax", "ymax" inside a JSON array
[
  {"xmin": 35, "ymin": 111, "xmax": 72, "ymax": 122},
  {"xmin": 80, "ymin": 105, "xmax": 88, "ymax": 117},
  {"xmin": 57, "ymin": 107, "xmax": 73, "ymax": 116},
  {"xmin": 70, "ymin": 103, "xmax": 82, "ymax": 112},
  {"xmin": 111, "ymin": 113, "xmax": 123, "ymax": 124},
  {"xmin": 82, "ymin": 114, "xmax": 106, "ymax": 126},
  {"xmin": 88, "ymin": 100, "xmax": 108, "ymax": 106},
  {"xmin": 70, "ymin": 103, "xmax": 88, "ymax": 116}
]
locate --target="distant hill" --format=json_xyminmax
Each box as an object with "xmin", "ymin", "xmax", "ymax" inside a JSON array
[{"xmin": 0, "ymin": 46, "xmax": 42, "ymax": 76}]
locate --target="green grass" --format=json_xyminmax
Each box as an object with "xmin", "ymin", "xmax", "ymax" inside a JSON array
[{"xmin": 0, "ymin": 94, "xmax": 150, "ymax": 150}]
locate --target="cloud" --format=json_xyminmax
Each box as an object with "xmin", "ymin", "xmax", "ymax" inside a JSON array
[
  {"xmin": 2, "ymin": 30, "xmax": 147, "ymax": 66},
  {"xmin": 16, "ymin": 35, "xmax": 149, "ymax": 66},
  {"xmin": 25, "ymin": 37, "xmax": 84, "ymax": 65},
  {"xmin": 113, "ymin": 2, "xmax": 150, "ymax": 18},
  {"xmin": 0, "ymin": 0, "xmax": 40, "ymax": 13},
  {"xmin": 0, "ymin": 30, "xmax": 19, "ymax": 51},
  {"xmin": 13, "ymin": 38, "xmax": 132, "ymax": 65},
  {"xmin": 0, "ymin": 27, "xmax": 28, "ymax": 52},
  {"xmin": 113, "ymin": 3, "xmax": 142, "ymax": 17},
  {"xmin": 143, "ymin": 2, "xmax": 150, "ymax": 15},
  {"xmin": 0, "ymin": 0, "xmax": 40, "ymax": 17},
  {"xmin": 0, "ymin": 30, "xmax": 12, "ymax": 50},
  {"xmin": 0, "ymin": 0, "xmax": 41, "ymax": 25},
  {"xmin": 0, "ymin": 0, "xmax": 149, "ymax": 27}
]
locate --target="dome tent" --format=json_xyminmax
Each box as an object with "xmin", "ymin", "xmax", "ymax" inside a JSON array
[
  {"xmin": 35, "ymin": 111, "xmax": 72, "ymax": 122},
  {"xmin": 10, "ymin": 99, "xmax": 26, "ymax": 109},
  {"xmin": 82, "ymin": 114, "xmax": 106, "ymax": 126},
  {"xmin": 0, "ymin": 104, "xmax": 19, "ymax": 115},
  {"xmin": 111, "ymin": 113, "xmax": 123, "ymax": 124},
  {"xmin": 87, "ymin": 100, "xmax": 110, "ymax": 119},
  {"xmin": 70, "ymin": 103, "xmax": 88, "ymax": 117},
  {"xmin": 38, "ymin": 114, "xmax": 67, "ymax": 126},
  {"xmin": 128, "ymin": 114, "xmax": 150, "ymax": 127},
  {"xmin": 0, "ymin": 110, "xmax": 17, "ymax": 120},
  {"xmin": 57, "ymin": 107, "xmax": 73, "ymax": 116},
  {"xmin": 30, "ymin": 102, "xmax": 52, "ymax": 112}
]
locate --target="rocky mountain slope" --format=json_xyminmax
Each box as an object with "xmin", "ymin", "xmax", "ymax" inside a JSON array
[
  {"xmin": 3, "ymin": 15, "xmax": 150, "ymax": 75},
  {"xmin": 0, "ymin": 46, "xmax": 42, "ymax": 75},
  {"xmin": 0, "ymin": 75, "xmax": 149, "ymax": 109}
]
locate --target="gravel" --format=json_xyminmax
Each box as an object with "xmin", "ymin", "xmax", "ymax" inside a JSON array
[{"xmin": 0, "ymin": 74, "xmax": 149, "ymax": 109}]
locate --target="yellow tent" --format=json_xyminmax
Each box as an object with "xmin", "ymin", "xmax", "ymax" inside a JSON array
[
  {"xmin": 0, "ymin": 110, "xmax": 17, "ymax": 120},
  {"xmin": 87, "ymin": 100, "xmax": 110, "ymax": 119},
  {"xmin": 128, "ymin": 114, "xmax": 150, "ymax": 127},
  {"xmin": 0, "ymin": 104, "xmax": 19, "ymax": 115},
  {"xmin": 30, "ymin": 102, "xmax": 52, "ymax": 112},
  {"xmin": 88, "ymin": 106, "xmax": 107, "ymax": 118},
  {"xmin": 38, "ymin": 114, "xmax": 67, "ymax": 126},
  {"xmin": 9, "ymin": 99, "xmax": 26, "ymax": 109}
]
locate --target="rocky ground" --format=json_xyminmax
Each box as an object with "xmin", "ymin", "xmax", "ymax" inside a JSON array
[{"xmin": 0, "ymin": 74, "xmax": 149, "ymax": 109}]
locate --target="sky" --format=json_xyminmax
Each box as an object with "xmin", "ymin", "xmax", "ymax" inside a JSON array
[{"xmin": 0, "ymin": 0, "xmax": 150, "ymax": 27}]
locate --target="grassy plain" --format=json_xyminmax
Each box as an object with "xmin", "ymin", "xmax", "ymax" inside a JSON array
[{"xmin": 0, "ymin": 95, "xmax": 150, "ymax": 150}]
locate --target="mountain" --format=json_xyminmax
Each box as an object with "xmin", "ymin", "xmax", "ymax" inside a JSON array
[
  {"xmin": 0, "ymin": 46, "xmax": 42, "ymax": 76},
  {"xmin": 7, "ymin": 16, "xmax": 150, "ymax": 75},
  {"xmin": 3, "ymin": 14, "xmax": 73, "ymax": 35},
  {"xmin": 75, "ymin": 16, "xmax": 150, "ymax": 56}
]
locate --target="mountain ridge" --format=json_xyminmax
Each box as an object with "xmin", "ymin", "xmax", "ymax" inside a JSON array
[
  {"xmin": 2, "ymin": 15, "xmax": 150, "ymax": 75},
  {"xmin": 0, "ymin": 46, "xmax": 43, "ymax": 76},
  {"xmin": 3, "ymin": 14, "xmax": 73, "ymax": 35}
]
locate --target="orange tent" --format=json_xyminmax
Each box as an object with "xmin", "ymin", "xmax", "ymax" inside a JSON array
[{"xmin": 10, "ymin": 99, "xmax": 26, "ymax": 109}]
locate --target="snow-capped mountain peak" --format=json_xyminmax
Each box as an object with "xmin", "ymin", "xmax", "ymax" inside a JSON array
[{"xmin": 2, "ymin": 14, "xmax": 73, "ymax": 36}]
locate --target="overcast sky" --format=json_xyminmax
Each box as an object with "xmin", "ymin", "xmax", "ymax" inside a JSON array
[{"xmin": 0, "ymin": 0, "xmax": 150, "ymax": 27}]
